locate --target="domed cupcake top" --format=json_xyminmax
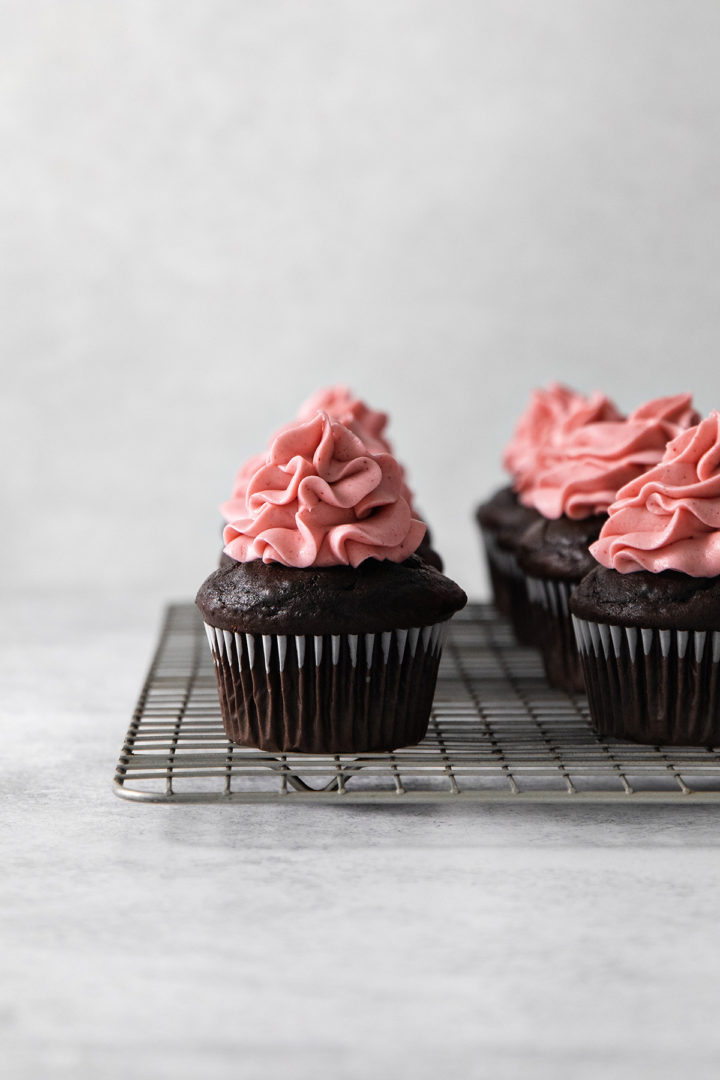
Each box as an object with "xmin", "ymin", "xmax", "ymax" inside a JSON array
[
  {"xmin": 590, "ymin": 410, "xmax": 720, "ymax": 576},
  {"xmin": 504, "ymin": 383, "xmax": 621, "ymax": 489},
  {"xmin": 518, "ymin": 394, "xmax": 700, "ymax": 521},
  {"xmin": 222, "ymin": 411, "xmax": 426, "ymax": 568}
]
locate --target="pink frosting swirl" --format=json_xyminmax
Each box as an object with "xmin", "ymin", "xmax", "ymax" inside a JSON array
[
  {"xmin": 221, "ymin": 386, "xmax": 393, "ymax": 523},
  {"xmin": 519, "ymin": 394, "xmax": 700, "ymax": 520},
  {"xmin": 504, "ymin": 383, "xmax": 622, "ymax": 490},
  {"xmin": 223, "ymin": 412, "xmax": 426, "ymax": 568},
  {"xmin": 590, "ymin": 411, "xmax": 720, "ymax": 576},
  {"xmin": 220, "ymin": 452, "xmax": 267, "ymax": 523},
  {"xmin": 297, "ymin": 385, "xmax": 391, "ymax": 453},
  {"xmin": 297, "ymin": 385, "xmax": 420, "ymax": 510}
]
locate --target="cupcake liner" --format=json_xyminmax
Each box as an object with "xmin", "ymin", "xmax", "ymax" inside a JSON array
[
  {"xmin": 480, "ymin": 528, "xmax": 535, "ymax": 644},
  {"xmin": 573, "ymin": 615, "xmax": 720, "ymax": 745},
  {"xmin": 204, "ymin": 621, "xmax": 449, "ymax": 753},
  {"xmin": 479, "ymin": 527, "xmax": 513, "ymax": 616},
  {"xmin": 524, "ymin": 575, "xmax": 584, "ymax": 692}
]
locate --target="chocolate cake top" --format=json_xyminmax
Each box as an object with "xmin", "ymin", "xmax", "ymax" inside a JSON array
[
  {"xmin": 516, "ymin": 514, "xmax": 606, "ymax": 583},
  {"xmin": 475, "ymin": 486, "xmax": 541, "ymax": 551},
  {"xmin": 570, "ymin": 566, "xmax": 720, "ymax": 631},
  {"xmin": 196, "ymin": 554, "xmax": 467, "ymax": 635}
]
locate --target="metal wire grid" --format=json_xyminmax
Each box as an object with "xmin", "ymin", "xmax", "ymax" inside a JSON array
[{"xmin": 114, "ymin": 603, "xmax": 720, "ymax": 803}]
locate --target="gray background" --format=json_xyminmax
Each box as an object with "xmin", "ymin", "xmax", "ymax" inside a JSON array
[{"xmin": 4, "ymin": 0, "xmax": 720, "ymax": 599}]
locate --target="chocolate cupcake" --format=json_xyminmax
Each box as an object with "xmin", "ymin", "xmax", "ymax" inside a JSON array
[
  {"xmin": 475, "ymin": 384, "xmax": 620, "ymax": 642},
  {"xmin": 571, "ymin": 412, "xmax": 720, "ymax": 745},
  {"xmin": 475, "ymin": 486, "xmax": 540, "ymax": 636},
  {"xmin": 516, "ymin": 394, "xmax": 700, "ymax": 692},
  {"xmin": 199, "ymin": 411, "xmax": 466, "ymax": 753},
  {"xmin": 517, "ymin": 513, "xmax": 605, "ymax": 688}
]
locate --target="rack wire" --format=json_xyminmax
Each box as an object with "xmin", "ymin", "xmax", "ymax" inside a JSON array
[{"xmin": 114, "ymin": 603, "xmax": 720, "ymax": 803}]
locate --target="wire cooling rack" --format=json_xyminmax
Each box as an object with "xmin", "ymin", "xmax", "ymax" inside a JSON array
[{"xmin": 113, "ymin": 602, "xmax": 720, "ymax": 803}]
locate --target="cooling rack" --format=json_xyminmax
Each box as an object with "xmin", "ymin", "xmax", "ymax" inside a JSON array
[{"xmin": 113, "ymin": 603, "xmax": 720, "ymax": 803}]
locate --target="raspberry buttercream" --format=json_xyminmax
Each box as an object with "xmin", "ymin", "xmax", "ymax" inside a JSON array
[
  {"xmin": 220, "ymin": 452, "xmax": 267, "ymax": 524},
  {"xmin": 590, "ymin": 411, "xmax": 720, "ymax": 576},
  {"xmin": 297, "ymin": 385, "xmax": 418, "ymax": 508},
  {"xmin": 504, "ymin": 383, "xmax": 621, "ymax": 490},
  {"xmin": 520, "ymin": 394, "xmax": 700, "ymax": 520},
  {"xmin": 221, "ymin": 386, "xmax": 393, "ymax": 523},
  {"xmin": 223, "ymin": 412, "xmax": 426, "ymax": 568},
  {"xmin": 297, "ymin": 385, "xmax": 391, "ymax": 453}
]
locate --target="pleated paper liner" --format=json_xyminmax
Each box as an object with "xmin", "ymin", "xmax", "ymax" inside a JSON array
[
  {"xmin": 573, "ymin": 615, "xmax": 720, "ymax": 746},
  {"xmin": 204, "ymin": 621, "xmax": 448, "ymax": 754},
  {"xmin": 525, "ymin": 575, "xmax": 584, "ymax": 692},
  {"xmin": 480, "ymin": 528, "xmax": 535, "ymax": 645}
]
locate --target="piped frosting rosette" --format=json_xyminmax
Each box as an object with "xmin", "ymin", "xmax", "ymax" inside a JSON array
[
  {"xmin": 504, "ymin": 383, "xmax": 622, "ymax": 492},
  {"xmin": 590, "ymin": 411, "xmax": 720, "ymax": 576},
  {"xmin": 297, "ymin": 385, "xmax": 425, "ymax": 518},
  {"xmin": 220, "ymin": 452, "xmax": 267, "ymax": 524},
  {"xmin": 296, "ymin": 385, "xmax": 391, "ymax": 453},
  {"xmin": 221, "ymin": 386, "xmax": 395, "ymax": 523},
  {"xmin": 223, "ymin": 411, "xmax": 426, "ymax": 568},
  {"xmin": 519, "ymin": 394, "xmax": 700, "ymax": 521}
]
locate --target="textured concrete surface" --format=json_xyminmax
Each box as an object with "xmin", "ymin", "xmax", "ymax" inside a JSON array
[{"xmin": 3, "ymin": 591, "xmax": 720, "ymax": 1079}]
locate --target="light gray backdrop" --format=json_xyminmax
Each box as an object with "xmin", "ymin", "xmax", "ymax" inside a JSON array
[{"xmin": 3, "ymin": 0, "xmax": 720, "ymax": 602}]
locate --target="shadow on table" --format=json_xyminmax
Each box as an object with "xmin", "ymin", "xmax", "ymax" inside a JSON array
[{"xmin": 157, "ymin": 801, "xmax": 720, "ymax": 851}]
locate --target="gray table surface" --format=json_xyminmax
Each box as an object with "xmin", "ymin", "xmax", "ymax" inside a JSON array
[{"xmin": 4, "ymin": 589, "xmax": 720, "ymax": 1080}]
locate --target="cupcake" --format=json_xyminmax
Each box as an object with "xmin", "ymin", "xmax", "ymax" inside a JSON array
[
  {"xmin": 474, "ymin": 486, "xmax": 540, "ymax": 629},
  {"xmin": 571, "ymin": 411, "xmax": 720, "ymax": 745},
  {"xmin": 476, "ymin": 383, "xmax": 620, "ymax": 642},
  {"xmin": 516, "ymin": 394, "xmax": 699, "ymax": 691},
  {"xmin": 198, "ymin": 411, "xmax": 467, "ymax": 753},
  {"xmin": 221, "ymin": 385, "xmax": 444, "ymax": 569}
]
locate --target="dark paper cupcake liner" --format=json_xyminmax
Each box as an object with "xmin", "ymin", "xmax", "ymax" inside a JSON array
[
  {"xmin": 573, "ymin": 616, "xmax": 720, "ymax": 745},
  {"xmin": 480, "ymin": 528, "xmax": 535, "ymax": 644},
  {"xmin": 204, "ymin": 622, "xmax": 448, "ymax": 753},
  {"xmin": 525, "ymin": 575, "xmax": 584, "ymax": 692}
]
